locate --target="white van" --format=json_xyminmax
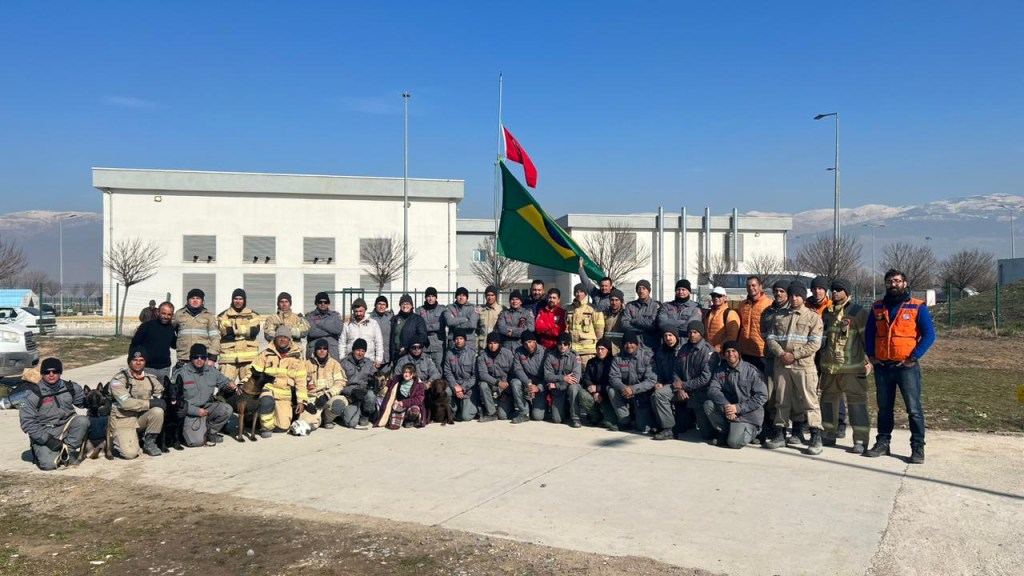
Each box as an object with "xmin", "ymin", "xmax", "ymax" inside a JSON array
[{"xmin": 0, "ymin": 323, "xmax": 39, "ymax": 377}]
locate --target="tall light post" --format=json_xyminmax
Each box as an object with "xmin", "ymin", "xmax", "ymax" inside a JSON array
[
  {"xmin": 402, "ymin": 91, "xmax": 411, "ymax": 291},
  {"xmin": 814, "ymin": 112, "xmax": 840, "ymax": 276},
  {"xmin": 58, "ymin": 214, "xmax": 78, "ymax": 315},
  {"xmin": 863, "ymin": 223, "xmax": 885, "ymax": 300},
  {"xmin": 998, "ymin": 204, "xmax": 1020, "ymax": 258}
]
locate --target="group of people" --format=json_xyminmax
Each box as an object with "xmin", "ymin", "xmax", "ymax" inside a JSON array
[{"xmin": 16, "ymin": 264, "xmax": 935, "ymax": 471}]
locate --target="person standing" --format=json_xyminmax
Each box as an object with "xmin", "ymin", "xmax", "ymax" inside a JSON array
[
  {"xmin": 305, "ymin": 291, "xmax": 343, "ymax": 360},
  {"xmin": 416, "ymin": 287, "xmax": 447, "ymax": 369},
  {"xmin": 736, "ymin": 276, "xmax": 772, "ymax": 374},
  {"xmin": 657, "ymin": 280, "xmax": 702, "ymax": 334},
  {"xmin": 704, "ymin": 342, "xmax": 769, "ymax": 449},
  {"xmin": 621, "ymin": 280, "xmax": 661, "ymax": 350},
  {"xmin": 865, "ymin": 269, "xmax": 935, "ymax": 464},
  {"xmin": 442, "ymin": 288, "xmax": 480, "ymax": 350},
  {"xmin": 139, "ymin": 300, "xmax": 159, "ymax": 323},
  {"xmin": 704, "ymin": 286, "xmax": 740, "ymax": 353},
  {"xmin": 340, "ymin": 298, "xmax": 384, "ymax": 369},
  {"xmin": 819, "ymin": 278, "xmax": 872, "ymax": 453},
  {"xmin": 390, "ymin": 294, "xmax": 428, "ymax": 362},
  {"xmin": 107, "ymin": 348, "xmax": 165, "ymax": 458},
  {"xmin": 217, "ymin": 289, "xmax": 262, "ymax": 385},
  {"xmin": 130, "ymin": 301, "xmax": 177, "ymax": 384},
  {"xmin": 525, "ymin": 279, "xmax": 548, "ymax": 317},
  {"xmin": 534, "ymin": 288, "xmax": 567, "ymax": 351},
  {"xmin": 496, "ymin": 290, "xmax": 535, "ymax": 350},
  {"xmin": 807, "ymin": 276, "xmax": 832, "ymax": 316},
  {"xmin": 578, "ymin": 257, "xmax": 614, "ymax": 312},
  {"xmin": 566, "ymin": 283, "xmax": 605, "ymax": 367},
  {"xmin": 262, "ymin": 292, "xmax": 310, "ymax": 351},
  {"xmin": 602, "ymin": 289, "xmax": 627, "ymax": 355},
  {"xmin": 19, "ymin": 358, "xmax": 88, "ymax": 470},
  {"xmin": 370, "ymin": 296, "xmax": 394, "ymax": 365},
  {"xmin": 758, "ymin": 281, "xmax": 790, "ymax": 445},
  {"xmin": 173, "ymin": 288, "xmax": 220, "ymax": 370},
  {"xmin": 476, "ymin": 285, "xmax": 503, "ymax": 349}
]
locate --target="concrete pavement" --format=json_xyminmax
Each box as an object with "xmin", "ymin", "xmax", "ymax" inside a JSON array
[{"xmin": 0, "ymin": 359, "xmax": 1020, "ymax": 575}]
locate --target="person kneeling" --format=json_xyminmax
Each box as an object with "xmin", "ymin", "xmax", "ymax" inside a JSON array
[
  {"xmin": 18, "ymin": 358, "xmax": 89, "ymax": 470},
  {"xmin": 108, "ymin": 347, "xmax": 166, "ymax": 458},
  {"xmin": 376, "ymin": 363, "xmax": 426, "ymax": 429},
  {"xmin": 704, "ymin": 342, "xmax": 768, "ymax": 449},
  {"xmin": 300, "ymin": 338, "xmax": 349, "ymax": 431},
  {"xmin": 250, "ymin": 327, "xmax": 308, "ymax": 438},
  {"xmin": 174, "ymin": 344, "xmax": 236, "ymax": 447}
]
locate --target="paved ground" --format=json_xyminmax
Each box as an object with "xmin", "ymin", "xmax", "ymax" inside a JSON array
[{"xmin": 1, "ymin": 359, "xmax": 1020, "ymax": 576}]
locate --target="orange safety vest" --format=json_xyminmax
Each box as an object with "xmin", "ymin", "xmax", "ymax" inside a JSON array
[{"xmin": 872, "ymin": 298, "xmax": 923, "ymax": 362}]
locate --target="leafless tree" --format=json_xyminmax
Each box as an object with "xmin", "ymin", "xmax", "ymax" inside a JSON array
[
  {"xmin": 794, "ymin": 234, "xmax": 862, "ymax": 283},
  {"xmin": 13, "ymin": 270, "xmax": 50, "ymax": 293},
  {"xmin": 694, "ymin": 254, "xmax": 732, "ymax": 286},
  {"xmin": 82, "ymin": 282, "xmax": 100, "ymax": 308},
  {"xmin": 104, "ymin": 238, "xmax": 164, "ymax": 334},
  {"xmin": 0, "ymin": 236, "xmax": 27, "ymax": 286},
  {"xmin": 745, "ymin": 253, "xmax": 787, "ymax": 288},
  {"xmin": 939, "ymin": 249, "xmax": 996, "ymax": 294},
  {"xmin": 470, "ymin": 236, "xmax": 528, "ymax": 292},
  {"xmin": 881, "ymin": 241, "xmax": 937, "ymax": 289},
  {"xmin": 43, "ymin": 280, "xmax": 60, "ymax": 298},
  {"xmin": 360, "ymin": 234, "xmax": 415, "ymax": 293},
  {"xmin": 579, "ymin": 223, "xmax": 652, "ymax": 283}
]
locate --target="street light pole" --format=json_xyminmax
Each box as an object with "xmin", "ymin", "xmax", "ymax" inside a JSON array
[
  {"xmin": 402, "ymin": 91, "xmax": 411, "ymax": 292},
  {"xmin": 815, "ymin": 112, "xmax": 840, "ymax": 277},
  {"xmin": 58, "ymin": 214, "xmax": 78, "ymax": 315},
  {"xmin": 999, "ymin": 204, "xmax": 1018, "ymax": 258}
]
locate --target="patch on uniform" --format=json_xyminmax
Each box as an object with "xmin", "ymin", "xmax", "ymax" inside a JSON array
[
  {"xmin": 842, "ymin": 319, "xmax": 851, "ymax": 327},
  {"xmin": 902, "ymin": 313, "xmax": 911, "ymax": 320}
]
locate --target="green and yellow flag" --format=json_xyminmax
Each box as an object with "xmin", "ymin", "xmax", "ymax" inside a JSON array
[{"xmin": 497, "ymin": 161, "xmax": 605, "ymax": 281}]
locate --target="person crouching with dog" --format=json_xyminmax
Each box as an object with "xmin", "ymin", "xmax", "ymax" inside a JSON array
[
  {"xmin": 250, "ymin": 326, "xmax": 308, "ymax": 438},
  {"xmin": 298, "ymin": 338, "xmax": 348, "ymax": 431},
  {"xmin": 107, "ymin": 347, "xmax": 166, "ymax": 458},
  {"xmin": 19, "ymin": 358, "xmax": 89, "ymax": 470},
  {"xmin": 173, "ymin": 344, "xmax": 236, "ymax": 447},
  {"xmin": 375, "ymin": 363, "xmax": 426, "ymax": 429}
]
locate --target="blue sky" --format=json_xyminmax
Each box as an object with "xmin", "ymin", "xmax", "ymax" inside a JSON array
[{"xmin": 1, "ymin": 1, "xmax": 1022, "ymax": 219}]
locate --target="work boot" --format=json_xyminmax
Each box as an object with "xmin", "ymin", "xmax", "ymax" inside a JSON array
[
  {"xmin": 67, "ymin": 455, "xmax": 81, "ymax": 468},
  {"xmin": 479, "ymin": 414, "xmax": 497, "ymax": 423},
  {"xmin": 848, "ymin": 441, "xmax": 867, "ymax": 455},
  {"xmin": 510, "ymin": 414, "xmax": 528, "ymax": 424},
  {"xmin": 322, "ymin": 421, "xmax": 336, "ymax": 430},
  {"xmin": 570, "ymin": 420, "xmax": 582, "ymax": 429},
  {"xmin": 260, "ymin": 430, "xmax": 273, "ymax": 439},
  {"xmin": 822, "ymin": 432, "xmax": 837, "ymax": 447},
  {"xmin": 864, "ymin": 441, "xmax": 890, "ymax": 458},
  {"xmin": 910, "ymin": 444, "xmax": 925, "ymax": 464},
  {"xmin": 805, "ymin": 429, "xmax": 823, "ymax": 456},
  {"xmin": 837, "ymin": 420, "xmax": 848, "ymax": 439},
  {"xmin": 652, "ymin": 429, "xmax": 673, "ymax": 441},
  {"xmin": 142, "ymin": 434, "xmax": 162, "ymax": 457},
  {"xmin": 762, "ymin": 429, "xmax": 785, "ymax": 449},
  {"xmin": 358, "ymin": 417, "xmax": 370, "ymax": 427}
]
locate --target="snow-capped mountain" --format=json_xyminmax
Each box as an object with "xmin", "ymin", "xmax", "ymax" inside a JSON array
[{"xmin": 0, "ymin": 211, "xmax": 102, "ymax": 284}]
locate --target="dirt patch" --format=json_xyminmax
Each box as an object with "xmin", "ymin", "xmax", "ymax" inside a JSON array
[
  {"xmin": 926, "ymin": 330, "xmax": 1024, "ymax": 370},
  {"xmin": 0, "ymin": 472, "xmax": 715, "ymax": 576},
  {"xmin": 36, "ymin": 336, "xmax": 130, "ymax": 370}
]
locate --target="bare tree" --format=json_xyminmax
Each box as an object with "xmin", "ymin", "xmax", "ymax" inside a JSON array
[
  {"xmin": 579, "ymin": 223, "xmax": 652, "ymax": 283},
  {"xmin": 881, "ymin": 242, "xmax": 937, "ymax": 289},
  {"xmin": 745, "ymin": 253, "xmax": 787, "ymax": 288},
  {"xmin": 939, "ymin": 249, "xmax": 996, "ymax": 294},
  {"xmin": 15, "ymin": 271, "xmax": 50, "ymax": 293},
  {"xmin": 794, "ymin": 235, "xmax": 862, "ymax": 283},
  {"xmin": 694, "ymin": 254, "xmax": 732, "ymax": 286},
  {"xmin": 0, "ymin": 236, "xmax": 27, "ymax": 286},
  {"xmin": 82, "ymin": 281, "xmax": 100, "ymax": 309},
  {"xmin": 470, "ymin": 236, "xmax": 528, "ymax": 292},
  {"xmin": 360, "ymin": 234, "xmax": 415, "ymax": 293},
  {"xmin": 104, "ymin": 238, "xmax": 164, "ymax": 334}
]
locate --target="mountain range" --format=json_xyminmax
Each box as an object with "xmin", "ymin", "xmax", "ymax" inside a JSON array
[{"xmin": 0, "ymin": 193, "xmax": 1020, "ymax": 283}]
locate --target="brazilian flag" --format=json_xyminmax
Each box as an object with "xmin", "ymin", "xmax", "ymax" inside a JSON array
[{"xmin": 497, "ymin": 161, "xmax": 605, "ymax": 281}]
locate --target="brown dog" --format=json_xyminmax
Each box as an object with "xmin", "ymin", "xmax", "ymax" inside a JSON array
[{"xmin": 426, "ymin": 379, "xmax": 454, "ymax": 426}]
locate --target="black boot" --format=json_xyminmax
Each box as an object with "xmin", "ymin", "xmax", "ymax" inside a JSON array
[
  {"xmin": 864, "ymin": 441, "xmax": 890, "ymax": 458},
  {"xmin": 142, "ymin": 434, "xmax": 162, "ymax": 457},
  {"xmin": 786, "ymin": 422, "xmax": 807, "ymax": 446},
  {"xmin": 762, "ymin": 428, "xmax": 785, "ymax": 449},
  {"xmin": 805, "ymin": 429, "xmax": 823, "ymax": 455},
  {"xmin": 910, "ymin": 444, "xmax": 925, "ymax": 464}
]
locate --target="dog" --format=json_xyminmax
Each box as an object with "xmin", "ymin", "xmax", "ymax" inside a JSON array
[
  {"xmin": 426, "ymin": 379, "xmax": 454, "ymax": 426},
  {"xmin": 230, "ymin": 373, "xmax": 270, "ymax": 442},
  {"xmin": 82, "ymin": 383, "xmax": 112, "ymax": 460}
]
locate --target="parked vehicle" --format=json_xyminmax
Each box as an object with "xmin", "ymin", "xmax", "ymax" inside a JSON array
[
  {"xmin": 0, "ymin": 323, "xmax": 39, "ymax": 377},
  {"xmin": 0, "ymin": 306, "xmax": 57, "ymax": 335}
]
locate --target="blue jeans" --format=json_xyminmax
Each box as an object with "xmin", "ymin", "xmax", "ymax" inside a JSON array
[{"xmin": 873, "ymin": 363, "xmax": 925, "ymax": 447}]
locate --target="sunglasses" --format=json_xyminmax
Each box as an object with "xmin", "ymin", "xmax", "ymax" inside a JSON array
[
  {"xmin": 411, "ymin": 345, "xmax": 424, "ymax": 349},
  {"xmin": 42, "ymin": 369, "xmax": 62, "ymax": 375},
  {"xmin": 191, "ymin": 355, "xmax": 208, "ymax": 360},
  {"xmin": 316, "ymin": 300, "xmax": 329, "ymax": 304}
]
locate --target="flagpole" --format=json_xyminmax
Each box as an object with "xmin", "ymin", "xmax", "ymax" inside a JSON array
[{"xmin": 493, "ymin": 72, "xmax": 504, "ymax": 284}]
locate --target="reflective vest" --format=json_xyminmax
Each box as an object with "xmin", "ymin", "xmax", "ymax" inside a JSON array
[{"xmin": 872, "ymin": 298, "xmax": 923, "ymax": 362}]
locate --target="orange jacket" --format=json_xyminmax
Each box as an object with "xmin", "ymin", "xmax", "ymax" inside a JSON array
[
  {"xmin": 809, "ymin": 296, "xmax": 831, "ymax": 317},
  {"xmin": 704, "ymin": 305, "xmax": 740, "ymax": 352},
  {"xmin": 737, "ymin": 294, "xmax": 772, "ymax": 357},
  {"xmin": 871, "ymin": 298, "xmax": 923, "ymax": 362}
]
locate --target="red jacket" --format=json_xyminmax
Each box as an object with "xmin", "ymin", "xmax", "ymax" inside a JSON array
[{"xmin": 535, "ymin": 306, "xmax": 567, "ymax": 350}]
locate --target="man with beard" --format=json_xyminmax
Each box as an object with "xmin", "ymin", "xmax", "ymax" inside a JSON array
[
  {"xmin": 865, "ymin": 269, "xmax": 935, "ymax": 464},
  {"xmin": 306, "ymin": 292, "xmax": 343, "ymax": 360},
  {"xmin": 704, "ymin": 342, "xmax": 768, "ymax": 449},
  {"xmin": 476, "ymin": 331, "xmax": 515, "ymax": 422},
  {"xmin": 217, "ymin": 289, "xmax": 262, "ymax": 384},
  {"xmin": 262, "ymin": 292, "xmax": 309, "ymax": 352},
  {"xmin": 737, "ymin": 276, "xmax": 772, "ymax": 374},
  {"xmin": 250, "ymin": 327, "xmax": 307, "ymax": 437},
  {"xmin": 607, "ymin": 332, "xmax": 658, "ymax": 432},
  {"xmin": 443, "ymin": 288, "xmax": 480, "ymax": 350},
  {"xmin": 543, "ymin": 332, "xmax": 583, "ymax": 426},
  {"xmin": 416, "ymin": 287, "xmax": 447, "ymax": 368},
  {"xmin": 512, "ymin": 330, "xmax": 546, "ymax": 423},
  {"xmin": 131, "ymin": 301, "xmax": 177, "ymax": 384},
  {"xmin": 476, "ymin": 285, "xmax": 503, "ymax": 349},
  {"xmin": 578, "ymin": 257, "xmax": 615, "ymax": 312},
  {"xmin": 657, "ymin": 279, "xmax": 702, "ymax": 333},
  {"xmin": 603, "ymin": 289, "xmax": 627, "ymax": 355},
  {"xmin": 339, "ymin": 338, "xmax": 379, "ymax": 429},
  {"xmin": 759, "ymin": 280, "xmax": 790, "ymax": 445},
  {"xmin": 496, "ymin": 290, "xmax": 535, "ymax": 350},
  {"xmin": 670, "ymin": 320, "xmax": 718, "ymax": 441},
  {"xmin": 300, "ymin": 338, "xmax": 348, "ymax": 431},
  {"xmin": 341, "ymin": 298, "xmax": 384, "ymax": 369},
  {"xmin": 390, "ymin": 294, "xmax": 428, "ymax": 362},
  {"xmin": 173, "ymin": 289, "xmax": 220, "ymax": 371},
  {"xmin": 370, "ymin": 296, "xmax": 394, "ymax": 365},
  {"xmin": 534, "ymin": 288, "xmax": 567, "ymax": 351},
  {"xmin": 820, "ymin": 278, "xmax": 872, "ymax": 453},
  {"xmin": 525, "ymin": 279, "xmax": 548, "ymax": 316},
  {"xmin": 622, "ymin": 280, "xmax": 662, "ymax": 350}
]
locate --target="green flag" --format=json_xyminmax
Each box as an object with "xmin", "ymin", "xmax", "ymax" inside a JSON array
[{"xmin": 497, "ymin": 161, "xmax": 605, "ymax": 281}]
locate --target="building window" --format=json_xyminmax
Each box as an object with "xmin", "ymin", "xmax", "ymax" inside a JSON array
[
  {"xmin": 359, "ymin": 237, "xmax": 391, "ymax": 265},
  {"xmin": 182, "ymin": 274, "xmax": 216, "ymax": 312},
  {"xmin": 723, "ymin": 233, "xmax": 745, "ymax": 263},
  {"xmin": 303, "ymin": 274, "xmax": 335, "ymax": 313},
  {"xmin": 243, "ymin": 274, "xmax": 276, "ymax": 314},
  {"xmin": 183, "ymin": 235, "xmax": 216, "ymax": 263},
  {"xmin": 243, "ymin": 236, "xmax": 276, "ymax": 264},
  {"xmin": 303, "ymin": 237, "xmax": 335, "ymax": 264},
  {"xmin": 359, "ymin": 274, "xmax": 391, "ymax": 292},
  {"xmin": 472, "ymin": 249, "xmax": 488, "ymax": 263}
]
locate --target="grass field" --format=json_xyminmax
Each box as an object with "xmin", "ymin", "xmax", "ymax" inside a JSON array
[{"xmin": 931, "ymin": 281, "xmax": 1024, "ymax": 332}]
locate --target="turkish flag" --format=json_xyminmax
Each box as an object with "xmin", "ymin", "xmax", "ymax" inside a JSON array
[{"xmin": 503, "ymin": 126, "xmax": 538, "ymax": 188}]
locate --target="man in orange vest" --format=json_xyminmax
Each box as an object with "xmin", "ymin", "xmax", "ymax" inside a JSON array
[
  {"xmin": 864, "ymin": 268, "xmax": 935, "ymax": 464},
  {"xmin": 737, "ymin": 275, "xmax": 772, "ymax": 374}
]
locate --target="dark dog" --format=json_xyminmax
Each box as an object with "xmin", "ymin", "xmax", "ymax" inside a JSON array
[
  {"xmin": 160, "ymin": 372, "xmax": 184, "ymax": 452},
  {"xmin": 82, "ymin": 383, "xmax": 112, "ymax": 460},
  {"xmin": 426, "ymin": 379, "xmax": 454, "ymax": 426}
]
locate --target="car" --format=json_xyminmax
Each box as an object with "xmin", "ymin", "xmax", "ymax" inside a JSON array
[
  {"xmin": 0, "ymin": 306, "xmax": 57, "ymax": 335},
  {"xmin": 0, "ymin": 323, "xmax": 40, "ymax": 377}
]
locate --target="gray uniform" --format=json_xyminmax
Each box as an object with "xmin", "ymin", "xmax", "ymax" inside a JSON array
[
  {"xmin": 495, "ymin": 307, "xmax": 536, "ymax": 350},
  {"xmin": 542, "ymin": 348, "xmax": 583, "ymax": 424},
  {"xmin": 476, "ymin": 347, "xmax": 518, "ymax": 419},
  {"xmin": 578, "ymin": 264, "xmax": 611, "ymax": 312},
  {"xmin": 443, "ymin": 345, "xmax": 479, "ymax": 421},
  {"xmin": 442, "ymin": 303, "xmax": 480, "ymax": 349},
  {"xmin": 175, "ymin": 363, "xmax": 233, "ymax": 447},
  {"xmin": 19, "ymin": 379, "xmax": 89, "ymax": 470},
  {"xmin": 652, "ymin": 338, "xmax": 717, "ymax": 438},
  {"xmin": 657, "ymin": 299, "xmax": 702, "ymax": 333},
  {"xmin": 392, "ymin": 351, "xmax": 441, "ymax": 383},
  {"xmin": 416, "ymin": 304, "xmax": 446, "ymax": 368},
  {"xmin": 649, "ymin": 341, "xmax": 681, "ymax": 432},
  {"xmin": 339, "ymin": 353, "xmax": 378, "ymax": 427},
  {"xmin": 306, "ymin": 309, "xmax": 344, "ymax": 360},
  {"xmin": 369, "ymin": 310, "xmax": 394, "ymax": 364},
  {"xmin": 608, "ymin": 350, "xmax": 658, "ymax": 431},
  {"xmin": 621, "ymin": 298, "xmax": 662, "ymax": 350},
  {"xmin": 511, "ymin": 344, "xmax": 546, "ymax": 421},
  {"xmin": 705, "ymin": 359, "xmax": 768, "ymax": 448}
]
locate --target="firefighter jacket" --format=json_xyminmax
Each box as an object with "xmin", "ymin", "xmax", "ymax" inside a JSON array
[
  {"xmin": 603, "ymin": 309, "xmax": 625, "ymax": 356},
  {"xmin": 543, "ymin": 348, "xmax": 582, "ymax": 391},
  {"xmin": 760, "ymin": 302, "xmax": 788, "ymax": 359},
  {"xmin": 416, "ymin": 303, "xmax": 446, "ymax": 352},
  {"xmin": 175, "ymin": 363, "xmax": 233, "ymax": 417},
  {"xmin": 306, "ymin": 309, "xmax": 344, "ymax": 360},
  {"xmin": 442, "ymin": 303, "xmax": 479, "ymax": 348},
  {"xmin": 217, "ymin": 307, "xmax": 262, "ymax": 365},
  {"xmin": 737, "ymin": 293, "xmax": 772, "ymax": 358},
  {"xmin": 443, "ymin": 345, "xmax": 477, "ymax": 392},
  {"xmin": 392, "ymin": 352, "xmax": 440, "ymax": 383},
  {"xmin": 567, "ymin": 299, "xmax": 605, "ymax": 356},
  {"xmin": 340, "ymin": 318, "xmax": 384, "ymax": 364},
  {"xmin": 865, "ymin": 296, "xmax": 936, "ymax": 363},
  {"xmin": 708, "ymin": 359, "xmax": 768, "ymax": 426},
  {"xmin": 622, "ymin": 297, "xmax": 662, "ymax": 349},
  {"xmin": 534, "ymin": 306, "xmax": 567, "ymax": 350},
  {"xmin": 496, "ymin": 306, "xmax": 535, "ymax": 348},
  {"xmin": 340, "ymin": 353, "xmax": 376, "ymax": 387},
  {"xmin": 657, "ymin": 298, "xmax": 702, "ymax": 334},
  {"xmin": 820, "ymin": 299, "xmax": 870, "ymax": 374},
  {"xmin": 476, "ymin": 302, "xmax": 504, "ymax": 348},
  {"xmin": 608, "ymin": 350, "xmax": 657, "ymax": 395},
  {"xmin": 262, "ymin": 310, "xmax": 309, "ymax": 343},
  {"xmin": 477, "ymin": 347, "xmax": 516, "ymax": 386},
  {"xmin": 764, "ymin": 305, "xmax": 823, "ymax": 370},
  {"xmin": 704, "ymin": 304, "xmax": 740, "ymax": 353},
  {"xmin": 512, "ymin": 344, "xmax": 546, "ymax": 385},
  {"xmin": 108, "ymin": 368, "xmax": 164, "ymax": 430},
  {"xmin": 250, "ymin": 344, "xmax": 307, "ymax": 403},
  {"xmin": 19, "ymin": 379, "xmax": 85, "ymax": 445},
  {"xmin": 677, "ymin": 338, "xmax": 717, "ymax": 393},
  {"xmin": 173, "ymin": 307, "xmax": 221, "ymax": 362},
  {"xmin": 305, "ymin": 356, "xmax": 347, "ymax": 400}
]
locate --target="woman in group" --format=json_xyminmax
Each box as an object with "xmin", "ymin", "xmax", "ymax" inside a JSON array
[
  {"xmin": 375, "ymin": 363, "xmax": 426, "ymax": 429},
  {"xmin": 580, "ymin": 338, "xmax": 617, "ymax": 428}
]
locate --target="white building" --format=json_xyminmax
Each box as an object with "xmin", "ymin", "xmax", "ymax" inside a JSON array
[{"xmin": 94, "ymin": 168, "xmax": 463, "ymax": 315}]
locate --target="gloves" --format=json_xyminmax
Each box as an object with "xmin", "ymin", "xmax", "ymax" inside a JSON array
[
  {"xmin": 149, "ymin": 398, "xmax": 167, "ymax": 411},
  {"xmin": 314, "ymin": 395, "xmax": 329, "ymax": 409},
  {"xmin": 45, "ymin": 436, "xmax": 64, "ymax": 452},
  {"xmin": 305, "ymin": 402, "xmax": 318, "ymax": 415},
  {"xmin": 249, "ymin": 326, "xmax": 260, "ymax": 340},
  {"xmin": 223, "ymin": 326, "xmax": 235, "ymax": 338},
  {"xmin": 349, "ymin": 388, "xmax": 367, "ymax": 402}
]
